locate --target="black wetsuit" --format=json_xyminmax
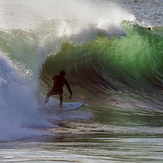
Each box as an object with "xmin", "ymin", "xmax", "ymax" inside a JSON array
[
  {"xmin": 45, "ymin": 74, "xmax": 72, "ymax": 104},
  {"xmin": 51, "ymin": 75, "xmax": 72, "ymax": 96}
]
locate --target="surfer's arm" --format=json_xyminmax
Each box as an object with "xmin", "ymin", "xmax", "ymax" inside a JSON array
[{"xmin": 65, "ymin": 81, "xmax": 72, "ymax": 96}]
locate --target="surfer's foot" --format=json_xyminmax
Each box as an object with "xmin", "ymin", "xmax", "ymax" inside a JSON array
[{"xmin": 45, "ymin": 97, "xmax": 49, "ymax": 104}]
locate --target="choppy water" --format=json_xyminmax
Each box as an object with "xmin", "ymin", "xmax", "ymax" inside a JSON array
[{"xmin": 0, "ymin": 0, "xmax": 163, "ymax": 162}]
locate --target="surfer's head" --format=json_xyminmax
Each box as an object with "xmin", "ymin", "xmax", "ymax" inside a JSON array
[{"xmin": 60, "ymin": 70, "xmax": 66, "ymax": 77}]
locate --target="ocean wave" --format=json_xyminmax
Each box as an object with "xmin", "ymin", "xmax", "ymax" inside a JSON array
[
  {"xmin": 41, "ymin": 22, "xmax": 163, "ymax": 92},
  {"xmin": 0, "ymin": 1, "xmax": 162, "ymax": 141}
]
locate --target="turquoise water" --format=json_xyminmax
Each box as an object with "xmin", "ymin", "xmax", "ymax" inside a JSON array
[{"xmin": 0, "ymin": 0, "xmax": 163, "ymax": 162}]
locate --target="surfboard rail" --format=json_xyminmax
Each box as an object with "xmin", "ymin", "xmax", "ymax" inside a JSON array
[{"xmin": 52, "ymin": 102, "xmax": 85, "ymax": 111}]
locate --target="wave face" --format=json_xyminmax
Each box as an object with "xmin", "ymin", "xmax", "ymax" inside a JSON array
[
  {"xmin": 41, "ymin": 22, "xmax": 163, "ymax": 91},
  {"xmin": 0, "ymin": 0, "xmax": 163, "ymax": 141}
]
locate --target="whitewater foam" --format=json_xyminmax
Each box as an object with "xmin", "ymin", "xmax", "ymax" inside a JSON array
[{"xmin": 0, "ymin": 54, "xmax": 52, "ymax": 141}]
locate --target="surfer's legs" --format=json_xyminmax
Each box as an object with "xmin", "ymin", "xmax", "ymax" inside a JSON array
[
  {"xmin": 45, "ymin": 89, "xmax": 54, "ymax": 104},
  {"xmin": 59, "ymin": 95, "xmax": 63, "ymax": 108},
  {"xmin": 45, "ymin": 88, "xmax": 63, "ymax": 107}
]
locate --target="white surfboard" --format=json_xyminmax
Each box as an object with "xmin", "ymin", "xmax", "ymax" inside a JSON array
[{"xmin": 53, "ymin": 102, "xmax": 85, "ymax": 111}]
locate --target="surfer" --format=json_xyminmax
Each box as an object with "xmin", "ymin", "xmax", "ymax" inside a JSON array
[{"xmin": 45, "ymin": 70, "xmax": 72, "ymax": 107}]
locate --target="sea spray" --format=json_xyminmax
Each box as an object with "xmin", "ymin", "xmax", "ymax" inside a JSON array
[{"xmin": 0, "ymin": 54, "xmax": 52, "ymax": 141}]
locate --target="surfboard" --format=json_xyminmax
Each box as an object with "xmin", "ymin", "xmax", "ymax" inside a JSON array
[{"xmin": 53, "ymin": 102, "xmax": 85, "ymax": 111}]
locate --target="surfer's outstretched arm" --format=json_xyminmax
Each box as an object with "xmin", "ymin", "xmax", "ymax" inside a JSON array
[{"xmin": 65, "ymin": 81, "xmax": 72, "ymax": 100}]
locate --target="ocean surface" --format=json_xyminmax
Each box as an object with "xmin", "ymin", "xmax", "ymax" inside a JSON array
[{"xmin": 0, "ymin": 0, "xmax": 163, "ymax": 162}]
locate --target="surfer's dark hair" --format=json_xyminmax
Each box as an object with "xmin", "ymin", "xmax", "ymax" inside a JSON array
[{"xmin": 60, "ymin": 70, "xmax": 66, "ymax": 76}]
